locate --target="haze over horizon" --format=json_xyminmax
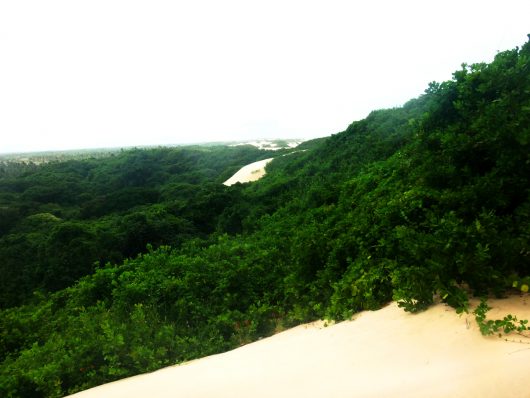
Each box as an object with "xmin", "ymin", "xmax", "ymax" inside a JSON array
[{"xmin": 1, "ymin": 0, "xmax": 529, "ymax": 154}]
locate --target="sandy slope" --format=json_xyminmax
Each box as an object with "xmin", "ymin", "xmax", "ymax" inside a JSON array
[
  {"xmin": 68, "ymin": 295, "xmax": 530, "ymax": 398},
  {"xmin": 223, "ymin": 158, "xmax": 274, "ymax": 186}
]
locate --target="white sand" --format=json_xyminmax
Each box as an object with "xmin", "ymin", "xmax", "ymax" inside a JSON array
[
  {"xmin": 223, "ymin": 158, "xmax": 274, "ymax": 186},
  {"xmin": 68, "ymin": 295, "xmax": 530, "ymax": 398},
  {"xmin": 229, "ymin": 140, "xmax": 304, "ymax": 151}
]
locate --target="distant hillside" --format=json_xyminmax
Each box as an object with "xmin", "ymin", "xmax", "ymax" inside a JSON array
[
  {"xmin": 0, "ymin": 148, "xmax": 123, "ymax": 165},
  {"xmin": 0, "ymin": 145, "xmax": 275, "ymax": 308},
  {"xmin": 1, "ymin": 37, "xmax": 529, "ymax": 397}
]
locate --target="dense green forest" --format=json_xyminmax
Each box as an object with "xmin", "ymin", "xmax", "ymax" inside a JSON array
[
  {"xmin": 1, "ymin": 38, "xmax": 529, "ymax": 397},
  {"xmin": 0, "ymin": 145, "xmax": 282, "ymax": 308}
]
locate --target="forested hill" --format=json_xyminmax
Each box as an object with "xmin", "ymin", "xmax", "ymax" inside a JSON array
[
  {"xmin": 1, "ymin": 37, "xmax": 529, "ymax": 397},
  {"xmin": 0, "ymin": 145, "xmax": 275, "ymax": 308}
]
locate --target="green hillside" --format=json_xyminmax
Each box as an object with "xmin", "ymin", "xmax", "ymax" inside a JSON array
[{"xmin": 1, "ymin": 37, "xmax": 529, "ymax": 397}]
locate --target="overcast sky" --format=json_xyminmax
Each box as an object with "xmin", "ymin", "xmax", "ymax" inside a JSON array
[{"xmin": 1, "ymin": 0, "xmax": 529, "ymax": 153}]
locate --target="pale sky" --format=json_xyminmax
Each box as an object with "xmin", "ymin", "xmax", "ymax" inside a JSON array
[{"xmin": 0, "ymin": 0, "xmax": 529, "ymax": 154}]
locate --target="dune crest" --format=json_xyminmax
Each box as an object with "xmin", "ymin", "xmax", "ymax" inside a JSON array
[{"xmin": 69, "ymin": 295, "xmax": 530, "ymax": 398}]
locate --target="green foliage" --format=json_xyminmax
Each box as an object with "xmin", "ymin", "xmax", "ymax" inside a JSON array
[
  {"xmin": 0, "ymin": 145, "xmax": 270, "ymax": 308},
  {"xmin": 473, "ymin": 298, "xmax": 530, "ymax": 336}
]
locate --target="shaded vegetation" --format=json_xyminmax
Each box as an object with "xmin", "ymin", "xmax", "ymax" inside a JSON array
[{"xmin": 1, "ymin": 37, "xmax": 529, "ymax": 397}]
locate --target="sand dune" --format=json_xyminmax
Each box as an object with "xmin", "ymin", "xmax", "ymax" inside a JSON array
[
  {"xmin": 223, "ymin": 158, "xmax": 274, "ymax": 186},
  {"xmin": 68, "ymin": 295, "xmax": 530, "ymax": 398}
]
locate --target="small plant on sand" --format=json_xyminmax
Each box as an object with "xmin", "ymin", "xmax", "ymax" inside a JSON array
[{"xmin": 473, "ymin": 298, "xmax": 530, "ymax": 337}]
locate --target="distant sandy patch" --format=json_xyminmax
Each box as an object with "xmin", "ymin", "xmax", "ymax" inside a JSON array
[{"xmin": 223, "ymin": 158, "xmax": 274, "ymax": 186}]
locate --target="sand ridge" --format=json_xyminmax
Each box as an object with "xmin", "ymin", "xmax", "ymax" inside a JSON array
[
  {"xmin": 68, "ymin": 295, "xmax": 530, "ymax": 398},
  {"xmin": 223, "ymin": 158, "xmax": 274, "ymax": 186}
]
